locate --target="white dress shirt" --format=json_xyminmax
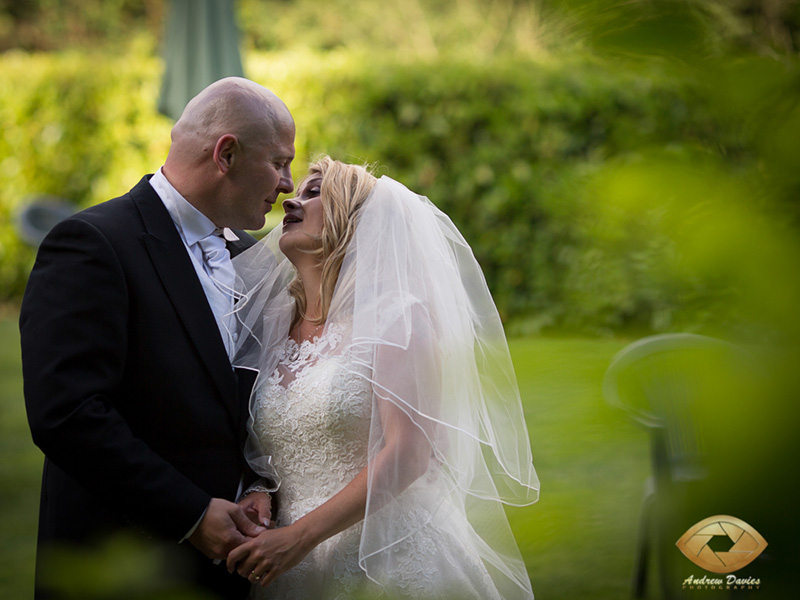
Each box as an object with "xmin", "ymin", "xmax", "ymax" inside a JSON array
[{"xmin": 149, "ymin": 168, "xmax": 240, "ymax": 361}]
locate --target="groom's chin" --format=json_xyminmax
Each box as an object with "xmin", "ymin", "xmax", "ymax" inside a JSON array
[{"xmin": 247, "ymin": 213, "xmax": 268, "ymax": 231}]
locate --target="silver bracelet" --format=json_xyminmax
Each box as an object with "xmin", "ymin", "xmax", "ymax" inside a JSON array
[{"xmin": 240, "ymin": 484, "xmax": 271, "ymax": 499}]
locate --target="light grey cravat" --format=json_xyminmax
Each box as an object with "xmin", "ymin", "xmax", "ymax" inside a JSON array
[
  {"xmin": 196, "ymin": 231, "xmax": 237, "ymax": 358},
  {"xmin": 198, "ymin": 231, "xmax": 234, "ymax": 289}
]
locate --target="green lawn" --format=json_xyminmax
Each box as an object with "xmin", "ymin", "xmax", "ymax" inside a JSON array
[
  {"xmin": 0, "ymin": 312, "xmax": 43, "ymax": 599},
  {"xmin": 506, "ymin": 335, "xmax": 647, "ymax": 599},
  {"xmin": 0, "ymin": 313, "xmax": 648, "ymax": 599}
]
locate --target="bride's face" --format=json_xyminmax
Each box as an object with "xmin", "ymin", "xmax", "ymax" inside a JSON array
[{"xmin": 279, "ymin": 175, "xmax": 324, "ymax": 260}]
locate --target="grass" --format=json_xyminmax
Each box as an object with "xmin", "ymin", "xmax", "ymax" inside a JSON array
[
  {"xmin": 0, "ymin": 312, "xmax": 42, "ymax": 598},
  {"xmin": 506, "ymin": 336, "xmax": 648, "ymax": 599},
  {"xmin": 0, "ymin": 312, "xmax": 648, "ymax": 599}
]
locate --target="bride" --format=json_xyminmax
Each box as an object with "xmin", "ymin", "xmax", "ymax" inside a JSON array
[{"xmin": 227, "ymin": 156, "xmax": 539, "ymax": 599}]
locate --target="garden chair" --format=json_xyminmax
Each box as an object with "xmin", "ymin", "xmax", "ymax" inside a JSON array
[
  {"xmin": 16, "ymin": 196, "xmax": 74, "ymax": 246},
  {"xmin": 602, "ymin": 333, "xmax": 742, "ymax": 599}
]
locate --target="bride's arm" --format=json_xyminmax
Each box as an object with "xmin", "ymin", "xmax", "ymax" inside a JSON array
[{"xmin": 226, "ymin": 393, "xmax": 432, "ymax": 586}]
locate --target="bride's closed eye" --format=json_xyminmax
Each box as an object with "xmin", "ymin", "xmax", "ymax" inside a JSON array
[{"xmin": 298, "ymin": 181, "xmax": 321, "ymax": 199}]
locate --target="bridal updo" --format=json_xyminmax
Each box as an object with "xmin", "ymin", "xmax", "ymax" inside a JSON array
[{"xmin": 288, "ymin": 156, "xmax": 377, "ymax": 327}]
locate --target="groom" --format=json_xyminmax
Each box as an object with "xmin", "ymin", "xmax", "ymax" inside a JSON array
[{"xmin": 20, "ymin": 77, "xmax": 294, "ymax": 599}]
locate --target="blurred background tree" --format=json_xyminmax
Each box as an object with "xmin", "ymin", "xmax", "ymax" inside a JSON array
[
  {"xmin": 0, "ymin": 0, "xmax": 163, "ymax": 51},
  {"xmin": 2, "ymin": 1, "xmax": 797, "ymax": 56}
]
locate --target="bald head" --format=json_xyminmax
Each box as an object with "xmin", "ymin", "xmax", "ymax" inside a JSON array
[
  {"xmin": 161, "ymin": 78, "xmax": 295, "ymax": 230},
  {"xmin": 171, "ymin": 77, "xmax": 293, "ymax": 155}
]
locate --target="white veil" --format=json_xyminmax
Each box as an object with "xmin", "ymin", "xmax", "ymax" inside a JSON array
[{"xmin": 232, "ymin": 176, "xmax": 539, "ymax": 598}]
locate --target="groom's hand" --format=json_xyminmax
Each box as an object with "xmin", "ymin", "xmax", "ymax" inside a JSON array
[{"xmin": 188, "ymin": 498, "xmax": 266, "ymax": 560}]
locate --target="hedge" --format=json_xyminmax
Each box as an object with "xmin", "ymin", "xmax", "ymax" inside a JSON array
[
  {"xmin": 2, "ymin": 48, "xmax": 791, "ymax": 334},
  {"xmin": 0, "ymin": 50, "xmax": 172, "ymax": 301}
]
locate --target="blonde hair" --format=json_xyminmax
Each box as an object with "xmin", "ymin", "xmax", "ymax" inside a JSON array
[{"xmin": 289, "ymin": 156, "xmax": 377, "ymax": 328}]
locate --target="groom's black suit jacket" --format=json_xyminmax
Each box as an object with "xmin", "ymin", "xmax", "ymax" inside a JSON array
[{"xmin": 20, "ymin": 175, "xmax": 258, "ymax": 598}]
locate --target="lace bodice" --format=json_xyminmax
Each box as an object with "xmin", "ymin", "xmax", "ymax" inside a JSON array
[
  {"xmin": 255, "ymin": 328, "xmax": 372, "ymax": 521},
  {"xmin": 251, "ymin": 328, "xmax": 372, "ymax": 599},
  {"xmin": 249, "ymin": 327, "xmax": 502, "ymax": 600}
]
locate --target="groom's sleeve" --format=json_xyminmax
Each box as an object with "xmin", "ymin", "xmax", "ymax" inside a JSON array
[{"xmin": 21, "ymin": 216, "xmax": 211, "ymax": 540}]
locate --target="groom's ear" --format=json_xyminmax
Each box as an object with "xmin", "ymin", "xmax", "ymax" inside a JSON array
[{"xmin": 213, "ymin": 134, "xmax": 239, "ymax": 174}]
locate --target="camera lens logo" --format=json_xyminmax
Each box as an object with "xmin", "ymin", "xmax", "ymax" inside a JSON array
[{"xmin": 676, "ymin": 515, "xmax": 767, "ymax": 574}]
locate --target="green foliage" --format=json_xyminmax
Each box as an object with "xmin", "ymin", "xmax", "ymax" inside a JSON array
[
  {"xmin": 2, "ymin": 46, "xmax": 799, "ymax": 336},
  {"xmin": 3, "ymin": 1, "xmax": 797, "ymax": 58},
  {"xmin": 248, "ymin": 51, "xmax": 758, "ymax": 332},
  {"xmin": 0, "ymin": 0, "xmax": 163, "ymax": 52},
  {"xmin": 0, "ymin": 51, "xmax": 172, "ymax": 301},
  {"xmin": 238, "ymin": 0, "xmax": 566, "ymax": 57}
]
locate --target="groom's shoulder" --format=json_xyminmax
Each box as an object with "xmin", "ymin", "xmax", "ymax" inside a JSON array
[{"xmin": 72, "ymin": 175, "xmax": 156, "ymax": 231}]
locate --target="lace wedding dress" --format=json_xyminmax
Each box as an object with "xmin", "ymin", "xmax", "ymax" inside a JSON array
[{"xmin": 249, "ymin": 327, "xmax": 501, "ymax": 600}]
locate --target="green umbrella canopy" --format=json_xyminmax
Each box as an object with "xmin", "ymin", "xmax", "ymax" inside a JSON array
[{"xmin": 158, "ymin": 0, "xmax": 245, "ymax": 121}]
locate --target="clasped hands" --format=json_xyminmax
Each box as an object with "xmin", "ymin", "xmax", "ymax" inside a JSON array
[{"xmin": 188, "ymin": 493, "xmax": 310, "ymax": 589}]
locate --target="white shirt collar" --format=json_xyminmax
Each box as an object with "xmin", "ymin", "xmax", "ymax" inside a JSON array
[{"xmin": 149, "ymin": 168, "xmax": 240, "ymax": 245}]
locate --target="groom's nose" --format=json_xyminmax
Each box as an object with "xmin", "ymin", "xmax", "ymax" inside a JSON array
[{"xmin": 277, "ymin": 170, "xmax": 294, "ymax": 195}]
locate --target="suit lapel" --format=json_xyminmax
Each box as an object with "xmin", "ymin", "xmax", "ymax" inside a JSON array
[{"xmin": 130, "ymin": 177, "xmax": 240, "ymax": 421}]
